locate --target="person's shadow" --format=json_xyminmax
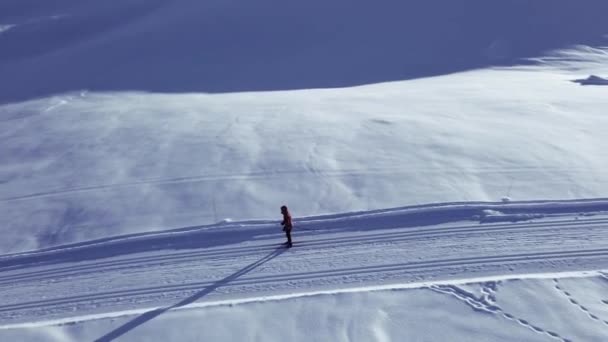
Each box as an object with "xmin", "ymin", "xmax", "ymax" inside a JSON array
[{"xmin": 94, "ymin": 246, "xmax": 286, "ymax": 342}]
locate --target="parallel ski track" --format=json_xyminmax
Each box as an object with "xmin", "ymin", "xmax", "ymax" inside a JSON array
[
  {"xmin": 1, "ymin": 247, "xmax": 607, "ymax": 315},
  {"xmin": 1, "ymin": 217, "xmax": 607, "ymax": 286}
]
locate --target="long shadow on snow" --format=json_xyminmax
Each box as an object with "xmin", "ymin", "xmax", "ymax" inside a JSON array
[
  {"xmin": 0, "ymin": 224, "xmax": 274, "ymax": 271},
  {"xmin": 2, "ymin": 199, "xmax": 608, "ymax": 272},
  {"xmin": 93, "ymin": 247, "xmax": 286, "ymax": 342},
  {"xmin": 1, "ymin": 0, "xmax": 607, "ymax": 104}
]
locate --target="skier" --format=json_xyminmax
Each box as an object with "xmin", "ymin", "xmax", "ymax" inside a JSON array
[{"xmin": 280, "ymin": 205, "xmax": 293, "ymax": 247}]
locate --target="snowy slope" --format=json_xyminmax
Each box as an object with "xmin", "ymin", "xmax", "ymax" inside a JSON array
[
  {"xmin": 0, "ymin": 200, "xmax": 608, "ymax": 341},
  {"xmin": 1, "ymin": 0, "xmax": 607, "ymax": 103},
  {"xmin": 2, "ymin": 0, "xmax": 608, "ymax": 341},
  {"xmin": 2, "ymin": 56, "xmax": 608, "ymax": 254}
]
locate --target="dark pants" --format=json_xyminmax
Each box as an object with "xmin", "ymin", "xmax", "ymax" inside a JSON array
[{"xmin": 284, "ymin": 228, "xmax": 292, "ymax": 244}]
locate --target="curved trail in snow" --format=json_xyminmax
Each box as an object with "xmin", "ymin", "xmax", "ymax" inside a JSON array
[
  {"xmin": 0, "ymin": 201, "xmax": 607, "ymax": 326},
  {"xmin": 1, "ymin": 216, "xmax": 608, "ymax": 286}
]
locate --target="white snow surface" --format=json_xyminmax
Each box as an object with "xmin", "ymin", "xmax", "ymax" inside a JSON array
[
  {"xmin": 1, "ymin": 202, "xmax": 608, "ymax": 341},
  {"xmin": 2, "ymin": 1, "xmax": 608, "ymax": 341},
  {"xmin": 1, "ymin": 0, "xmax": 608, "ymax": 254},
  {"xmin": 2, "ymin": 56, "xmax": 608, "ymax": 254}
]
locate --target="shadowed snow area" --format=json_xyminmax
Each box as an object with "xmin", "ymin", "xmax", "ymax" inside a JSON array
[
  {"xmin": 0, "ymin": 0, "xmax": 607, "ymax": 103},
  {"xmin": 1, "ymin": 1, "xmax": 608, "ymax": 341},
  {"xmin": 573, "ymin": 75, "xmax": 608, "ymax": 85},
  {"xmin": 1, "ymin": 199, "xmax": 607, "ymax": 268}
]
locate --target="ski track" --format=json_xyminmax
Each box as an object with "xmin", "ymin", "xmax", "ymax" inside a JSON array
[
  {"xmin": 1, "ymin": 216, "xmax": 607, "ymax": 285},
  {"xmin": 2, "ymin": 248, "xmax": 608, "ymax": 316},
  {"xmin": 4, "ymin": 215, "xmax": 608, "ymax": 269},
  {"xmin": 0, "ymin": 207, "xmax": 607, "ymax": 326}
]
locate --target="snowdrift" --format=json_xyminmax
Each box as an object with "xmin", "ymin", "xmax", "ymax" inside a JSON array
[{"xmin": 574, "ymin": 75, "xmax": 608, "ymax": 85}]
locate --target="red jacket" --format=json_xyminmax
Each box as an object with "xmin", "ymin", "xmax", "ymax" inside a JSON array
[{"xmin": 281, "ymin": 211, "xmax": 292, "ymax": 230}]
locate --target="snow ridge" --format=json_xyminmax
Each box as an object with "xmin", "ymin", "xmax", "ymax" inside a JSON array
[{"xmin": 2, "ymin": 198, "xmax": 608, "ymax": 269}]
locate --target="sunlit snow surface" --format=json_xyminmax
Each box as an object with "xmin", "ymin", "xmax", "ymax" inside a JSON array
[
  {"xmin": 0, "ymin": 202, "xmax": 607, "ymax": 341},
  {"xmin": 2, "ymin": 274, "xmax": 608, "ymax": 342},
  {"xmin": 2, "ymin": 51, "xmax": 608, "ymax": 253},
  {"xmin": 1, "ymin": 1, "xmax": 608, "ymax": 341},
  {"xmin": 1, "ymin": 51, "xmax": 608, "ymax": 342}
]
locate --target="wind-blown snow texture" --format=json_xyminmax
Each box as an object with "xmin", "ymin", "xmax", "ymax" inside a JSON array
[
  {"xmin": 1, "ymin": 0, "xmax": 608, "ymax": 341},
  {"xmin": 2, "ymin": 58, "xmax": 608, "ymax": 253}
]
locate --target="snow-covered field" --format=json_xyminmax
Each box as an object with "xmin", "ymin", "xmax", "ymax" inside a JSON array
[
  {"xmin": 2, "ymin": 58, "xmax": 608, "ymax": 255},
  {"xmin": 1, "ymin": 0, "xmax": 608, "ymax": 341},
  {"xmin": 1, "ymin": 202, "xmax": 608, "ymax": 341}
]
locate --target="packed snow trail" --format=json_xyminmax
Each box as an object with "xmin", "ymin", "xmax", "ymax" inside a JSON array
[{"xmin": 0, "ymin": 200, "xmax": 608, "ymax": 330}]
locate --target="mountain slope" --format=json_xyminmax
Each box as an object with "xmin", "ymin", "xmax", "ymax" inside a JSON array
[
  {"xmin": 1, "ymin": 0, "xmax": 607, "ymax": 103},
  {"xmin": 2, "ymin": 59, "xmax": 608, "ymax": 253}
]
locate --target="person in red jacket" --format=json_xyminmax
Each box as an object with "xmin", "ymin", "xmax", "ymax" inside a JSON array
[{"xmin": 281, "ymin": 205, "xmax": 293, "ymax": 247}]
